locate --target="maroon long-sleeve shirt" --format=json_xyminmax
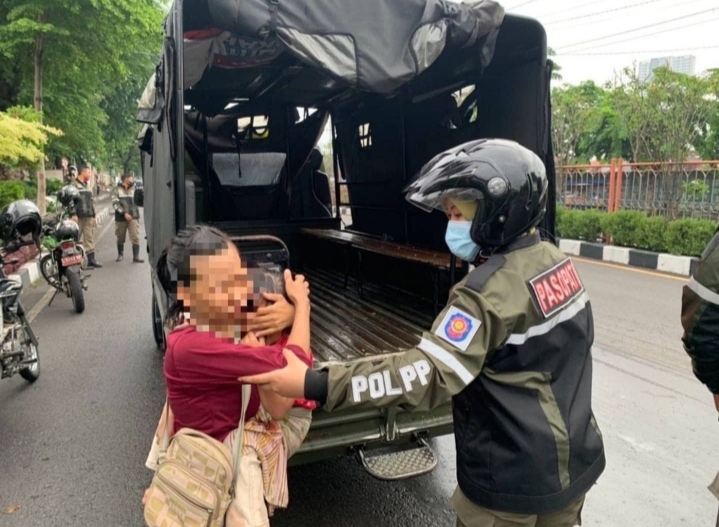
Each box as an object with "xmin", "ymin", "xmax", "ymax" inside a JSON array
[{"xmin": 164, "ymin": 326, "xmax": 312, "ymax": 442}]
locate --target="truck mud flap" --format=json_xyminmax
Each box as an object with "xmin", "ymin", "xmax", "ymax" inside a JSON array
[{"xmin": 357, "ymin": 437, "xmax": 437, "ymax": 481}]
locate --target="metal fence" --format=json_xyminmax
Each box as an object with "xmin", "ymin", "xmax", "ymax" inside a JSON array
[{"xmin": 557, "ymin": 161, "xmax": 719, "ymax": 220}]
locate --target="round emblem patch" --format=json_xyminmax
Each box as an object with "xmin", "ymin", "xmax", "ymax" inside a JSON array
[{"xmin": 444, "ymin": 313, "xmax": 473, "ymax": 342}]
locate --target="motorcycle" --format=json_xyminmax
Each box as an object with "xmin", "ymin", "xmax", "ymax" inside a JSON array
[
  {"xmin": 0, "ymin": 240, "xmax": 41, "ymax": 383},
  {"xmin": 39, "ymin": 212, "xmax": 88, "ymax": 314}
]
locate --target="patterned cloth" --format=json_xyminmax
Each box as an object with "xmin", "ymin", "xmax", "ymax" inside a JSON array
[{"xmin": 226, "ymin": 406, "xmax": 311, "ymax": 516}]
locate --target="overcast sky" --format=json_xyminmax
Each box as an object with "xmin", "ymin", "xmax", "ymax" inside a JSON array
[{"xmin": 504, "ymin": 0, "xmax": 719, "ymax": 86}]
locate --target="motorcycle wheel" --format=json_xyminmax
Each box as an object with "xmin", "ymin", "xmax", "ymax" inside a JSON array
[
  {"xmin": 39, "ymin": 254, "xmax": 60, "ymax": 289},
  {"xmin": 152, "ymin": 294, "xmax": 166, "ymax": 352},
  {"xmin": 67, "ymin": 269, "xmax": 85, "ymax": 314},
  {"xmin": 19, "ymin": 340, "xmax": 40, "ymax": 383}
]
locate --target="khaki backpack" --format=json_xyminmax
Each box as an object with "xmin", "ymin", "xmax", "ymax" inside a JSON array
[{"xmin": 144, "ymin": 385, "xmax": 251, "ymax": 527}]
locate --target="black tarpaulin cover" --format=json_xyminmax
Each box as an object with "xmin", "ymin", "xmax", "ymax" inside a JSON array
[{"xmin": 181, "ymin": 0, "xmax": 505, "ymax": 93}]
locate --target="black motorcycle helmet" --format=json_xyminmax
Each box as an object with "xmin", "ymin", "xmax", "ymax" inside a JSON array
[
  {"xmin": 403, "ymin": 138, "xmax": 548, "ymax": 249},
  {"xmin": 55, "ymin": 219, "xmax": 81, "ymax": 242},
  {"xmin": 57, "ymin": 184, "xmax": 80, "ymax": 208},
  {"xmin": 0, "ymin": 199, "xmax": 42, "ymax": 244}
]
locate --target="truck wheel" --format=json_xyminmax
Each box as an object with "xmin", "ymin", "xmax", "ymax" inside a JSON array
[
  {"xmin": 67, "ymin": 269, "xmax": 85, "ymax": 314},
  {"xmin": 152, "ymin": 294, "xmax": 166, "ymax": 351}
]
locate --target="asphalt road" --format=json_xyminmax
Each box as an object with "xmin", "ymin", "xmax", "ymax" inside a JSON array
[{"xmin": 0, "ymin": 225, "xmax": 716, "ymax": 526}]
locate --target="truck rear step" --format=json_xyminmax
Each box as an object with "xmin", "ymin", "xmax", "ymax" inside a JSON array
[{"xmin": 358, "ymin": 438, "xmax": 438, "ymax": 481}]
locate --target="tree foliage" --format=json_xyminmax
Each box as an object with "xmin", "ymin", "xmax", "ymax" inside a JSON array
[
  {"xmin": 553, "ymin": 66, "xmax": 719, "ymax": 165},
  {"xmin": 0, "ymin": 105, "xmax": 60, "ymax": 169},
  {"xmin": 0, "ymin": 0, "xmax": 164, "ymax": 172}
]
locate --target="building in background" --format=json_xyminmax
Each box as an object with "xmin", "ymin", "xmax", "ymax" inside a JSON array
[{"xmin": 639, "ymin": 55, "xmax": 696, "ymax": 83}]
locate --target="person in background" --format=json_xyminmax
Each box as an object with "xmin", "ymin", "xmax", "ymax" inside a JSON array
[
  {"xmin": 111, "ymin": 174, "xmax": 143, "ymax": 263},
  {"xmin": 681, "ymin": 226, "xmax": 719, "ymax": 525},
  {"xmin": 66, "ymin": 165, "xmax": 78, "ymax": 183},
  {"xmin": 241, "ymin": 139, "xmax": 605, "ymax": 527},
  {"xmin": 71, "ymin": 165, "xmax": 102, "ymax": 268}
]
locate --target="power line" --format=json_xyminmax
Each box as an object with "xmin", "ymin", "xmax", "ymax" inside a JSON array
[
  {"xmin": 556, "ymin": 45, "xmax": 719, "ymax": 56},
  {"xmin": 507, "ymin": 0, "xmax": 542, "ymax": 9},
  {"xmin": 538, "ymin": 0, "xmax": 606, "ymax": 18},
  {"xmin": 544, "ymin": 0, "xmax": 707, "ymax": 29},
  {"xmin": 561, "ymin": 16, "xmax": 719, "ymax": 53},
  {"xmin": 557, "ymin": 7, "xmax": 718, "ymax": 50},
  {"xmin": 545, "ymin": 0, "xmax": 665, "ymax": 25},
  {"xmin": 540, "ymin": 0, "xmax": 705, "ymax": 31}
]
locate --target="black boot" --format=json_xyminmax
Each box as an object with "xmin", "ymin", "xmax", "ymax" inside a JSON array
[
  {"xmin": 88, "ymin": 252, "xmax": 103, "ymax": 268},
  {"xmin": 132, "ymin": 245, "xmax": 144, "ymax": 263},
  {"xmin": 116, "ymin": 245, "xmax": 124, "ymax": 262}
]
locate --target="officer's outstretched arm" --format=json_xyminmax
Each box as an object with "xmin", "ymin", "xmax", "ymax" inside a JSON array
[{"xmin": 309, "ymin": 286, "xmax": 507, "ymax": 412}]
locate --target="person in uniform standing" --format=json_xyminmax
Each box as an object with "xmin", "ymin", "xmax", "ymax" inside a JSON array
[
  {"xmin": 71, "ymin": 165, "xmax": 102, "ymax": 268},
  {"xmin": 112, "ymin": 174, "xmax": 143, "ymax": 263},
  {"xmin": 241, "ymin": 139, "xmax": 606, "ymax": 527},
  {"xmin": 680, "ymin": 226, "xmax": 719, "ymax": 524}
]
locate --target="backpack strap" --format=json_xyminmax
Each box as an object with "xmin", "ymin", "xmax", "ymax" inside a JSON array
[
  {"xmin": 232, "ymin": 385, "xmax": 252, "ymax": 482},
  {"xmin": 157, "ymin": 398, "xmax": 172, "ymax": 463}
]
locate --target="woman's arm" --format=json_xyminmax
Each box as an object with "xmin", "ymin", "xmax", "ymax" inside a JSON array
[
  {"xmin": 258, "ymin": 385, "xmax": 294, "ymax": 420},
  {"xmin": 285, "ymin": 271, "xmax": 311, "ymax": 358},
  {"xmin": 243, "ymin": 331, "xmax": 295, "ymax": 420}
]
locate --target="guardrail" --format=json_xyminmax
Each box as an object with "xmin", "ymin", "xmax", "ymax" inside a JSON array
[{"xmin": 557, "ymin": 160, "xmax": 719, "ymax": 220}]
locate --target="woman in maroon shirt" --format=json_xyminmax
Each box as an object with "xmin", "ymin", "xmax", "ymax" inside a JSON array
[{"xmin": 143, "ymin": 225, "xmax": 313, "ymax": 525}]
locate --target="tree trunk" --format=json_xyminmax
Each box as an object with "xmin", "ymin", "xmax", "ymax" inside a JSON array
[{"xmin": 34, "ymin": 26, "xmax": 46, "ymax": 215}]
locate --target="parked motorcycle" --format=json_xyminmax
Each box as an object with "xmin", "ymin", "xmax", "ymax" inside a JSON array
[
  {"xmin": 39, "ymin": 212, "xmax": 88, "ymax": 314},
  {"xmin": 0, "ymin": 201, "xmax": 42, "ymax": 383}
]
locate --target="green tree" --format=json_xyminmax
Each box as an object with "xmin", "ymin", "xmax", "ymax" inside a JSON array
[
  {"xmin": 548, "ymin": 47, "xmax": 562, "ymax": 82},
  {"xmin": 611, "ymin": 66, "xmax": 713, "ymax": 164},
  {"xmin": 551, "ymin": 81, "xmax": 606, "ymax": 165},
  {"xmin": 0, "ymin": 105, "xmax": 61, "ymax": 173},
  {"xmin": 0, "ymin": 0, "xmax": 163, "ymax": 210},
  {"xmin": 695, "ymin": 70, "xmax": 719, "ymax": 160}
]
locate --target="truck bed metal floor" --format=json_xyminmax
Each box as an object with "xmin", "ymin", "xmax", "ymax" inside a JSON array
[{"xmin": 306, "ymin": 268, "xmax": 435, "ymax": 365}]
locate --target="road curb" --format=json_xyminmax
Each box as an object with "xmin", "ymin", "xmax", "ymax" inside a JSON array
[{"xmin": 559, "ymin": 238, "xmax": 699, "ymax": 277}]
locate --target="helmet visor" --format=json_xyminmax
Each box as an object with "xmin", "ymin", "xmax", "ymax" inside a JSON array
[{"xmin": 404, "ymin": 157, "xmax": 487, "ymax": 215}]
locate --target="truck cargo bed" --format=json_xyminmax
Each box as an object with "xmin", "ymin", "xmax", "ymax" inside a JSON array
[{"xmin": 306, "ymin": 268, "xmax": 435, "ymax": 365}]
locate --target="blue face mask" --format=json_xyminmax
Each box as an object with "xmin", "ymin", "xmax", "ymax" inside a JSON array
[{"xmin": 445, "ymin": 221, "xmax": 480, "ymax": 262}]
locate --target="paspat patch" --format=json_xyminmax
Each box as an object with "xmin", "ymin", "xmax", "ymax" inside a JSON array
[{"xmin": 435, "ymin": 306, "xmax": 481, "ymax": 351}]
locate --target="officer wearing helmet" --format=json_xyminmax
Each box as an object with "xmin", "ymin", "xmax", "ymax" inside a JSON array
[{"xmin": 241, "ymin": 139, "xmax": 605, "ymax": 526}]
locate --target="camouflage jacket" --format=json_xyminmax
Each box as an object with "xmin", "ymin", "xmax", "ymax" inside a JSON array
[
  {"xmin": 111, "ymin": 184, "xmax": 140, "ymax": 222},
  {"xmin": 681, "ymin": 228, "xmax": 719, "ymax": 393}
]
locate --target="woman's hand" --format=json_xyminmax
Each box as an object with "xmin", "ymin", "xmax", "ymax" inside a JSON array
[
  {"xmin": 284, "ymin": 269, "xmax": 310, "ymax": 307},
  {"xmin": 241, "ymin": 332, "xmax": 266, "ymax": 348},
  {"xmin": 248, "ymin": 293, "xmax": 295, "ymax": 338},
  {"xmin": 142, "ymin": 489, "xmax": 151, "ymax": 507}
]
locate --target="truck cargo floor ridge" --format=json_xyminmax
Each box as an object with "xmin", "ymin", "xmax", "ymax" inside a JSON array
[{"xmin": 303, "ymin": 268, "xmax": 435, "ymax": 365}]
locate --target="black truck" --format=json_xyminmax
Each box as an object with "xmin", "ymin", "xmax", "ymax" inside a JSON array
[{"xmin": 137, "ymin": 0, "xmax": 556, "ymax": 479}]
